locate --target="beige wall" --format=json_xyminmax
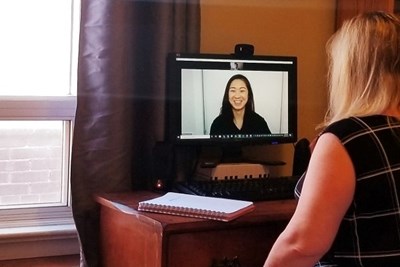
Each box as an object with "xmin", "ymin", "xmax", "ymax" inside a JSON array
[{"xmin": 200, "ymin": 0, "xmax": 337, "ymax": 175}]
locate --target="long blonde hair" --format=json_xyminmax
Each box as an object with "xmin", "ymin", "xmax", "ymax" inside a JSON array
[{"xmin": 323, "ymin": 11, "xmax": 400, "ymax": 127}]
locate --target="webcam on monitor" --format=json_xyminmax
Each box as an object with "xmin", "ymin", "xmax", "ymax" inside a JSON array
[{"xmin": 234, "ymin": 44, "xmax": 254, "ymax": 58}]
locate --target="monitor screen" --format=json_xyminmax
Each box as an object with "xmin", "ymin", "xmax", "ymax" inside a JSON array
[{"xmin": 166, "ymin": 53, "xmax": 297, "ymax": 147}]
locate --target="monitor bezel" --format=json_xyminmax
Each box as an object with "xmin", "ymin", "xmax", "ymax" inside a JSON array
[{"xmin": 165, "ymin": 52, "xmax": 298, "ymax": 146}]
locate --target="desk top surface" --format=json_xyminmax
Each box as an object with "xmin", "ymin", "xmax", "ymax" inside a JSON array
[{"xmin": 96, "ymin": 191, "xmax": 297, "ymax": 232}]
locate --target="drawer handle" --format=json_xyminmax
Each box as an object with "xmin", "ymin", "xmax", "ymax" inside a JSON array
[{"xmin": 211, "ymin": 256, "xmax": 241, "ymax": 267}]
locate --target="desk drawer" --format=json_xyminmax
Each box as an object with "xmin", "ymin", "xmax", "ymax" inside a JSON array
[{"xmin": 166, "ymin": 222, "xmax": 286, "ymax": 267}]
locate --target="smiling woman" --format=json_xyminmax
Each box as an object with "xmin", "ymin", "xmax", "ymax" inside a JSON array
[{"xmin": 210, "ymin": 74, "xmax": 272, "ymax": 135}]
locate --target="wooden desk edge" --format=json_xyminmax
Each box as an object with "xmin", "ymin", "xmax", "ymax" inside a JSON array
[{"xmin": 95, "ymin": 191, "xmax": 297, "ymax": 232}]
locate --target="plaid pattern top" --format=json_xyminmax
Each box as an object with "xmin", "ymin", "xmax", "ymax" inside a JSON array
[{"xmin": 323, "ymin": 115, "xmax": 400, "ymax": 266}]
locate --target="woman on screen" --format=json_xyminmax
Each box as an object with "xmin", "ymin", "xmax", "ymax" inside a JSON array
[{"xmin": 210, "ymin": 74, "xmax": 271, "ymax": 136}]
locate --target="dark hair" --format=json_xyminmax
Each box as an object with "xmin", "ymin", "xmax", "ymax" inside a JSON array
[{"xmin": 220, "ymin": 74, "xmax": 255, "ymax": 117}]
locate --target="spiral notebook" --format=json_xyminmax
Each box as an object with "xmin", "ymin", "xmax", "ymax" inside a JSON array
[{"xmin": 138, "ymin": 192, "xmax": 255, "ymax": 222}]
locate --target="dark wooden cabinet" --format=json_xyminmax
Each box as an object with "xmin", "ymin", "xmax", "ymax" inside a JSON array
[
  {"xmin": 96, "ymin": 191, "xmax": 296, "ymax": 267},
  {"xmin": 336, "ymin": 0, "xmax": 396, "ymax": 28}
]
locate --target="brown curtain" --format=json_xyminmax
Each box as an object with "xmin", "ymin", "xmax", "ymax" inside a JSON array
[{"xmin": 71, "ymin": 0, "xmax": 200, "ymax": 266}]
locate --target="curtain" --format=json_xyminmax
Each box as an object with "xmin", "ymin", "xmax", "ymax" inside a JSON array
[{"xmin": 71, "ymin": 0, "xmax": 200, "ymax": 266}]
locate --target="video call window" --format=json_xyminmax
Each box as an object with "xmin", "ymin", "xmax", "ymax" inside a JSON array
[
  {"xmin": 181, "ymin": 69, "xmax": 289, "ymax": 138},
  {"xmin": 167, "ymin": 54, "xmax": 297, "ymax": 145}
]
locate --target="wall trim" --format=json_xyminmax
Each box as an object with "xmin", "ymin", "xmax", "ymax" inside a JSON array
[{"xmin": 0, "ymin": 224, "xmax": 79, "ymax": 260}]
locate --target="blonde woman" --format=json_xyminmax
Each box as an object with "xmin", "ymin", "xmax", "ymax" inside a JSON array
[{"xmin": 265, "ymin": 11, "xmax": 400, "ymax": 267}]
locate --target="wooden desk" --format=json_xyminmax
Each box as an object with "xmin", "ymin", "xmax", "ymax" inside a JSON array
[{"xmin": 96, "ymin": 191, "xmax": 296, "ymax": 267}]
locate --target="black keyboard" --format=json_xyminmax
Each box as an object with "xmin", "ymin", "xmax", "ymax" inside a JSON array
[{"xmin": 173, "ymin": 176, "xmax": 300, "ymax": 202}]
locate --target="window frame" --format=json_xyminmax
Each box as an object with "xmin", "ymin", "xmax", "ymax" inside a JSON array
[
  {"xmin": 0, "ymin": 98, "xmax": 76, "ymax": 228},
  {"xmin": 0, "ymin": 0, "xmax": 79, "ymax": 230}
]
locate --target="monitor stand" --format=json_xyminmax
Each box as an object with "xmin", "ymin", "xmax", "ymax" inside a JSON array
[
  {"xmin": 194, "ymin": 145, "xmax": 285, "ymax": 181},
  {"xmin": 195, "ymin": 162, "xmax": 270, "ymax": 180},
  {"xmin": 219, "ymin": 145, "xmax": 286, "ymax": 166},
  {"xmin": 219, "ymin": 145, "xmax": 244, "ymax": 164}
]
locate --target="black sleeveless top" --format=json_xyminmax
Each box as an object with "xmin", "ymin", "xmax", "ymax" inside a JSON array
[{"xmin": 298, "ymin": 115, "xmax": 400, "ymax": 266}]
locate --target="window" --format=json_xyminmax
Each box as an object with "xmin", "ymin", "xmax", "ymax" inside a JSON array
[{"xmin": 0, "ymin": 0, "xmax": 79, "ymax": 229}]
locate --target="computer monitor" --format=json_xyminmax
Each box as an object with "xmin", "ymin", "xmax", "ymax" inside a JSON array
[{"xmin": 166, "ymin": 53, "xmax": 297, "ymax": 159}]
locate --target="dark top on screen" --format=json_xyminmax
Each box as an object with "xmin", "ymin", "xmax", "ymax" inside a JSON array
[{"xmin": 210, "ymin": 110, "xmax": 271, "ymax": 136}]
